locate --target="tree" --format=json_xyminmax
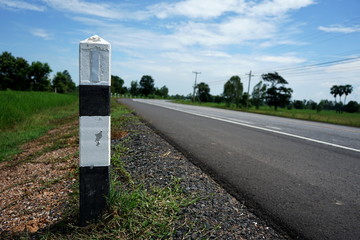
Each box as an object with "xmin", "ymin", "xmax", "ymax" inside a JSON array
[
  {"xmin": 223, "ymin": 75, "xmax": 243, "ymax": 107},
  {"xmin": 52, "ymin": 70, "xmax": 76, "ymax": 93},
  {"xmin": 130, "ymin": 80, "xmax": 139, "ymax": 96},
  {"xmin": 330, "ymin": 85, "xmax": 340, "ymax": 103},
  {"xmin": 0, "ymin": 52, "xmax": 31, "ymax": 90},
  {"xmin": 338, "ymin": 85, "xmax": 345, "ymax": 103},
  {"xmin": 139, "ymin": 75, "xmax": 155, "ymax": 96},
  {"xmin": 111, "ymin": 75, "xmax": 127, "ymax": 94},
  {"xmin": 0, "ymin": 51, "xmax": 57, "ymax": 92},
  {"xmin": 316, "ymin": 101, "xmax": 323, "ymax": 113},
  {"xmin": 330, "ymin": 84, "xmax": 353, "ymax": 113},
  {"xmin": 262, "ymin": 72, "xmax": 293, "ymax": 110},
  {"xmin": 344, "ymin": 101, "xmax": 359, "ymax": 113},
  {"xmin": 155, "ymin": 85, "xmax": 169, "ymax": 98},
  {"xmin": 196, "ymin": 82, "xmax": 211, "ymax": 102},
  {"xmin": 213, "ymin": 95, "xmax": 223, "ymax": 103},
  {"xmin": 343, "ymin": 84, "xmax": 353, "ymax": 105},
  {"xmin": 241, "ymin": 93, "xmax": 250, "ymax": 107},
  {"xmin": 13, "ymin": 57, "xmax": 30, "ymax": 90},
  {"xmin": 293, "ymin": 100, "xmax": 305, "ymax": 109},
  {"xmin": 305, "ymin": 100, "xmax": 317, "ymax": 110},
  {"xmin": 319, "ymin": 99, "xmax": 335, "ymax": 111},
  {"xmin": 251, "ymin": 80, "xmax": 267, "ymax": 109},
  {"xmin": 28, "ymin": 61, "xmax": 52, "ymax": 91},
  {"xmin": 0, "ymin": 51, "xmax": 16, "ymax": 90}
]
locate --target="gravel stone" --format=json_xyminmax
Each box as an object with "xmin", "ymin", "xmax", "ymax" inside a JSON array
[{"xmin": 113, "ymin": 115, "xmax": 292, "ymax": 240}]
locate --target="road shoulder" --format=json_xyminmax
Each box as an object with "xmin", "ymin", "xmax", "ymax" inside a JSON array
[{"xmin": 115, "ymin": 109, "xmax": 292, "ymax": 239}]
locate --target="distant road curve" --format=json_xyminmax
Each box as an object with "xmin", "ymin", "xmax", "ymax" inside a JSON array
[{"xmin": 120, "ymin": 99, "xmax": 360, "ymax": 240}]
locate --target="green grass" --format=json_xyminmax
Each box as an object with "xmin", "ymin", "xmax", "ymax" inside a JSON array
[
  {"xmin": 173, "ymin": 100, "xmax": 360, "ymax": 127},
  {"xmin": 249, "ymin": 107, "xmax": 360, "ymax": 127},
  {"xmin": 0, "ymin": 90, "xmax": 77, "ymax": 129},
  {"xmin": 1, "ymin": 93, "xmax": 196, "ymax": 239},
  {"xmin": 0, "ymin": 96, "xmax": 202, "ymax": 239},
  {"xmin": 103, "ymin": 176, "xmax": 189, "ymax": 239},
  {"xmin": 0, "ymin": 91, "xmax": 78, "ymax": 162},
  {"xmin": 30, "ymin": 99, "xmax": 196, "ymax": 240},
  {"xmin": 39, "ymin": 178, "xmax": 189, "ymax": 240}
]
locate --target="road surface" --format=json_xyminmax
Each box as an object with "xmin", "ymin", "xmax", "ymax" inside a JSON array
[{"xmin": 119, "ymin": 99, "xmax": 360, "ymax": 240}]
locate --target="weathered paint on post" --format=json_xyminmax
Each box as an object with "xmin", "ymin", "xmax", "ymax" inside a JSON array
[
  {"xmin": 79, "ymin": 116, "xmax": 110, "ymax": 166},
  {"xmin": 79, "ymin": 35, "xmax": 110, "ymax": 86},
  {"xmin": 79, "ymin": 35, "xmax": 111, "ymax": 225}
]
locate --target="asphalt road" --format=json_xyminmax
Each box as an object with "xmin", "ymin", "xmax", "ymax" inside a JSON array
[{"xmin": 119, "ymin": 99, "xmax": 360, "ymax": 240}]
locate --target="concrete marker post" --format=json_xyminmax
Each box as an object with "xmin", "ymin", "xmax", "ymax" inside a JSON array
[{"xmin": 79, "ymin": 35, "xmax": 111, "ymax": 226}]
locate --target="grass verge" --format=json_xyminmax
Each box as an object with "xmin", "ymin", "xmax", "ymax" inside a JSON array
[
  {"xmin": 3, "ymin": 98, "xmax": 195, "ymax": 239},
  {"xmin": 173, "ymin": 100, "xmax": 360, "ymax": 127},
  {"xmin": 0, "ymin": 90, "xmax": 77, "ymax": 128},
  {"xmin": 0, "ymin": 91, "xmax": 78, "ymax": 162}
]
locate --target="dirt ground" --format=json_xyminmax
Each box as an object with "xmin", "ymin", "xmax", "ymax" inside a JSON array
[{"xmin": 0, "ymin": 120, "xmax": 79, "ymax": 236}]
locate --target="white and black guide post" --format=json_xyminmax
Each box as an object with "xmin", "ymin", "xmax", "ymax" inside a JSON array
[{"xmin": 79, "ymin": 35, "xmax": 111, "ymax": 225}]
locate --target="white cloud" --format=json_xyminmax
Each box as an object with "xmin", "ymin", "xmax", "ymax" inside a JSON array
[
  {"xmin": 72, "ymin": 16, "xmax": 111, "ymax": 26},
  {"xmin": 160, "ymin": 51, "xmax": 203, "ymax": 63},
  {"xmin": 150, "ymin": 0, "xmax": 247, "ymax": 19},
  {"xmin": 39, "ymin": 0, "xmax": 329, "ymax": 99},
  {"xmin": 163, "ymin": 16, "xmax": 277, "ymax": 48},
  {"xmin": 279, "ymin": 57, "xmax": 360, "ymax": 102},
  {"xmin": 43, "ymin": 0, "xmax": 152, "ymax": 20},
  {"xmin": 43, "ymin": 0, "xmax": 123, "ymax": 19},
  {"xmin": 324, "ymin": 58, "xmax": 360, "ymax": 73},
  {"xmin": 248, "ymin": 0, "xmax": 315, "ymax": 17},
  {"xmin": 318, "ymin": 25, "xmax": 360, "ymax": 33},
  {"xmin": 31, "ymin": 28, "xmax": 53, "ymax": 40},
  {"xmin": 47, "ymin": 0, "xmax": 313, "ymax": 50},
  {"xmin": 219, "ymin": 17, "xmax": 276, "ymax": 41},
  {"xmin": 39, "ymin": 0, "xmax": 315, "ymax": 24},
  {"xmin": 145, "ymin": 1, "xmax": 314, "ymax": 49},
  {"xmin": 150, "ymin": 0, "xmax": 315, "ymax": 20},
  {"xmin": 0, "ymin": 0, "xmax": 45, "ymax": 11},
  {"xmin": 200, "ymin": 50, "xmax": 232, "ymax": 58},
  {"xmin": 257, "ymin": 55, "xmax": 306, "ymax": 64}
]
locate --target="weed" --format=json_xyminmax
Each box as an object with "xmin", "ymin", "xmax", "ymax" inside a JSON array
[{"xmin": 111, "ymin": 144, "xmax": 133, "ymax": 184}]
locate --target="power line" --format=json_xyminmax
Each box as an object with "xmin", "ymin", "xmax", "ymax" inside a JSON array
[
  {"xmin": 251, "ymin": 48, "xmax": 360, "ymax": 76},
  {"xmin": 251, "ymin": 56, "xmax": 360, "ymax": 76},
  {"xmin": 193, "ymin": 56, "xmax": 359, "ymax": 94},
  {"xmin": 280, "ymin": 56, "xmax": 360, "ymax": 72}
]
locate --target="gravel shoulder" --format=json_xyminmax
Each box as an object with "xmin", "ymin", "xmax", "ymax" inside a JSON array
[{"xmin": 114, "ymin": 110, "xmax": 292, "ymax": 240}]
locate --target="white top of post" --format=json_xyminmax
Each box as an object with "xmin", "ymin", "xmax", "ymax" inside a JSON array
[{"xmin": 79, "ymin": 35, "xmax": 111, "ymax": 86}]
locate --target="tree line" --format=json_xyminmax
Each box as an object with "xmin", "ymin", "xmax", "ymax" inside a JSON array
[
  {"xmin": 0, "ymin": 51, "xmax": 75, "ymax": 93},
  {"xmin": 330, "ymin": 85, "xmax": 353, "ymax": 104},
  {"xmin": 115, "ymin": 71, "xmax": 357, "ymax": 113},
  {"xmin": 192, "ymin": 72, "xmax": 358, "ymax": 113},
  {"xmin": 194, "ymin": 72, "xmax": 293, "ymax": 110},
  {"xmin": 2, "ymin": 51, "xmax": 357, "ymax": 113},
  {"xmin": 112, "ymin": 75, "xmax": 169, "ymax": 99}
]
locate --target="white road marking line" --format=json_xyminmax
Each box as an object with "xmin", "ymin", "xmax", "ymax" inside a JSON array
[
  {"xmin": 266, "ymin": 126, "xmax": 282, "ymax": 131},
  {"xmin": 133, "ymin": 99, "xmax": 360, "ymax": 153},
  {"xmin": 228, "ymin": 119, "xmax": 253, "ymax": 125}
]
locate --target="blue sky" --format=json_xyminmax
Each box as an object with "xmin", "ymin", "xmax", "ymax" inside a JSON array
[{"xmin": 1, "ymin": 0, "xmax": 359, "ymax": 102}]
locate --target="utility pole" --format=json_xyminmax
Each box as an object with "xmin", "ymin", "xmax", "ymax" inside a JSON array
[
  {"xmin": 192, "ymin": 71, "xmax": 201, "ymax": 102},
  {"xmin": 246, "ymin": 70, "xmax": 254, "ymax": 109}
]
